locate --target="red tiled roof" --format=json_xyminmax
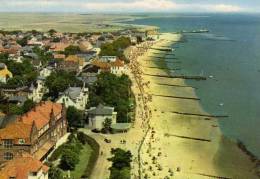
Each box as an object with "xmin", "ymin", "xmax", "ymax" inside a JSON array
[
  {"xmin": 0, "ymin": 122, "xmax": 32, "ymax": 144},
  {"xmin": 19, "ymin": 101, "xmax": 62, "ymax": 130},
  {"xmin": 0, "ymin": 153, "xmax": 49, "ymax": 179},
  {"xmin": 110, "ymin": 59, "xmax": 125, "ymax": 67}
]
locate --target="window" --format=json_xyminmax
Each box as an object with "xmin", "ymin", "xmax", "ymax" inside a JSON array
[
  {"xmin": 3, "ymin": 139, "xmax": 13, "ymax": 148},
  {"xmin": 18, "ymin": 139, "xmax": 25, "ymax": 144},
  {"xmin": 4, "ymin": 152, "xmax": 13, "ymax": 160}
]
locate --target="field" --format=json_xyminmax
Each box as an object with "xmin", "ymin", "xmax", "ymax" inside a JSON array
[{"xmin": 0, "ymin": 13, "xmax": 156, "ymax": 33}]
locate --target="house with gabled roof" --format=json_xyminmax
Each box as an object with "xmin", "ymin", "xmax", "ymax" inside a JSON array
[
  {"xmin": 56, "ymin": 85, "xmax": 89, "ymax": 111},
  {"xmin": 0, "ymin": 101, "xmax": 67, "ymax": 163}
]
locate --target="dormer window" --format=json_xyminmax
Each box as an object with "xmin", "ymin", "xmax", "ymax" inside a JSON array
[{"xmin": 18, "ymin": 139, "xmax": 25, "ymax": 144}]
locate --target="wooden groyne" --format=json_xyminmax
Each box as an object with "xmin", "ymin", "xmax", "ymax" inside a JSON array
[
  {"xmin": 155, "ymin": 83, "xmax": 197, "ymax": 89},
  {"xmin": 148, "ymin": 56, "xmax": 177, "ymax": 60},
  {"xmin": 143, "ymin": 73, "xmax": 207, "ymax": 80},
  {"xmin": 195, "ymin": 173, "xmax": 231, "ymax": 179},
  {"xmin": 150, "ymin": 47, "xmax": 173, "ymax": 52},
  {"xmin": 165, "ymin": 133, "xmax": 211, "ymax": 142},
  {"xmin": 170, "ymin": 111, "xmax": 229, "ymax": 118},
  {"xmin": 143, "ymin": 60, "xmax": 181, "ymax": 64},
  {"xmin": 152, "ymin": 94, "xmax": 200, "ymax": 101}
]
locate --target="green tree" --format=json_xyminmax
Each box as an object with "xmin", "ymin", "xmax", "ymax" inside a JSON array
[
  {"xmin": 108, "ymin": 148, "xmax": 132, "ymax": 179},
  {"xmin": 90, "ymin": 72, "xmax": 132, "ymax": 122},
  {"xmin": 16, "ymin": 36, "xmax": 28, "ymax": 46},
  {"xmin": 22, "ymin": 99, "xmax": 35, "ymax": 113},
  {"xmin": 103, "ymin": 118, "xmax": 112, "ymax": 132},
  {"xmin": 45, "ymin": 70, "xmax": 82, "ymax": 99},
  {"xmin": 77, "ymin": 131, "xmax": 88, "ymax": 145},
  {"xmin": 64, "ymin": 45, "xmax": 81, "ymax": 56},
  {"xmin": 66, "ymin": 106, "xmax": 83, "ymax": 128},
  {"xmin": 48, "ymin": 166, "xmax": 63, "ymax": 179},
  {"xmin": 60, "ymin": 149, "xmax": 79, "ymax": 170}
]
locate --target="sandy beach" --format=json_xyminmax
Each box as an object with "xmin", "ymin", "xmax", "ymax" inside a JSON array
[{"xmin": 130, "ymin": 33, "xmax": 259, "ymax": 179}]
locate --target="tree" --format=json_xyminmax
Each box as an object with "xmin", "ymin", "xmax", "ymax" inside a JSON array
[
  {"xmin": 45, "ymin": 70, "xmax": 82, "ymax": 99},
  {"xmin": 16, "ymin": 36, "xmax": 28, "ymax": 46},
  {"xmin": 48, "ymin": 166, "xmax": 63, "ymax": 179},
  {"xmin": 22, "ymin": 99, "xmax": 35, "ymax": 113},
  {"xmin": 64, "ymin": 45, "xmax": 81, "ymax": 56},
  {"xmin": 77, "ymin": 132, "xmax": 88, "ymax": 145},
  {"xmin": 103, "ymin": 118, "xmax": 112, "ymax": 132},
  {"xmin": 66, "ymin": 106, "xmax": 83, "ymax": 128},
  {"xmin": 90, "ymin": 72, "xmax": 132, "ymax": 123},
  {"xmin": 60, "ymin": 149, "xmax": 79, "ymax": 170},
  {"xmin": 109, "ymin": 148, "xmax": 132, "ymax": 170},
  {"xmin": 108, "ymin": 148, "xmax": 132, "ymax": 179}
]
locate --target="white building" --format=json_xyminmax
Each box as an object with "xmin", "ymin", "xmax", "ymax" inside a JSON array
[
  {"xmin": 28, "ymin": 77, "xmax": 48, "ymax": 103},
  {"xmin": 39, "ymin": 67, "xmax": 53, "ymax": 78},
  {"xmin": 56, "ymin": 86, "xmax": 89, "ymax": 111},
  {"xmin": 87, "ymin": 104, "xmax": 117, "ymax": 130}
]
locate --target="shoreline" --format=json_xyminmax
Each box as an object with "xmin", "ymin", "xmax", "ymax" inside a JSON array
[{"xmin": 129, "ymin": 33, "xmax": 259, "ymax": 178}]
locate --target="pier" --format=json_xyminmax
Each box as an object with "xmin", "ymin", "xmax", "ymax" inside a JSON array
[{"xmin": 195, "ymin": 173, "xmax": 232, "ymax": 179}]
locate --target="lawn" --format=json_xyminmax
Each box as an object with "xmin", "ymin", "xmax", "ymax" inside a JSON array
[{"xmin": 70, "ymin": 144, "xmax": 93, "ymax": 179}]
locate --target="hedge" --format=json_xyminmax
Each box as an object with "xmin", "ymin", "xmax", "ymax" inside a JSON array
[{"xmin": 80, "ymin": 134, "xmax": 100, "ymax": 179}]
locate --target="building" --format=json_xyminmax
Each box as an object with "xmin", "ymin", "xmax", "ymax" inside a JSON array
[
  {"xmin": 91, "ymin": 59, "xmax": 126, "ymax": 76},
  {"xmin": 87, "ymin": 104, "xmax": 117, "ymax": 130},
  {"xmin": 0, "ymin": 63, "xmax": 13, "ymax": 84},
  {"xmin": 28, "ymin": 77, "xmax": 48, "ymax": 103},
  {"xmin": 65, "ymin": 55, "xmax": 85, "ymax": 71},
  {"xmin": 56, "ymin": 86, "xmax": 89, "ymax": 111},
  {"xmin": 0, "ymin": 154, "xmax": 49, "ymax": 179},
  {"xmin": 39, "ymin": 67, "xmax": 53, "ymax": 78},
  {"xmin": 0, "ymin": 101, "xmax": 67, "ymax": 163}
]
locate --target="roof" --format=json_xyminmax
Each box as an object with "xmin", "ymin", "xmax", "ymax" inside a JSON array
[
  {"xmin": 65, "ymin": 55, "xmax": 84, "ymax": 66},
  {"xmin": 19, "ymin": 101, "xmax": 62, "ymax": 130},
  {"xmin": 0, "ymin": 121, "xmax": 32, "ymax": 144},
  {"xmin": 111, "ymin": 123, "xmax": 132, "ymax": 131},
  {"xmin": 50, "ymin": 42, "xmax": 70, "ymax": 52},
  {"xmin": 88, "ymin": 104, "xmax": 115, "ymax": 116},
  {"xmin": 110, "ymin": 59, "xmax": 125, "ymax": 67},
  {"xmin": 8, "ymin": 96, "xmax": 27, "ymax": 104},
  {"xmin": 0, "ymin": 154, "xmax": 49, "ymax": 179},
  {"xmin": 63, "ymin": 87, "xmax": 82, "ymax": 100}
]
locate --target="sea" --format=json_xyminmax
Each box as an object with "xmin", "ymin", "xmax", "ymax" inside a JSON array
[{"xmin": 126, "ymin": 13, "xmax": 260, "ymax": 158}]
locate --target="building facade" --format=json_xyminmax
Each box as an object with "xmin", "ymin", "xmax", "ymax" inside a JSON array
[{"xmin": 0, "ymin": 101, "xmax": 67, "ymax": 163}]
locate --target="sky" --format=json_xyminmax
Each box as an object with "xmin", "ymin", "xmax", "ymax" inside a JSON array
[{"xmin": 0, "ymin": 0, "xmax": 260, "ymax": 13}]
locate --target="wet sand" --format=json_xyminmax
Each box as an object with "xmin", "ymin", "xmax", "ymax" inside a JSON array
[{"xmin": 135, "ymin": 33, "xmax": 259, "ymax": 179}]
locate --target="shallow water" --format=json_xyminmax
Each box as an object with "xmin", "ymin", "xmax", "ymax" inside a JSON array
[{"xmin": 127, "ymin": 13, "xmax": 260, "ymax": 158}]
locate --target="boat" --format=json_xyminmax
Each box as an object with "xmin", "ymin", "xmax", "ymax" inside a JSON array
[{"xmin": 219, "ymin": 103, "xmax": 224, "ymax": 107}]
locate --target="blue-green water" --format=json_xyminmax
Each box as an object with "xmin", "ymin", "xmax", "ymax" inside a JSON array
[{"xmin": 127, "ymin": 14, "xmax": 260, "ymax": 158}]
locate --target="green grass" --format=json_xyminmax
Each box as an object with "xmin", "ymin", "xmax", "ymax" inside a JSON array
[{"xmin": 70, "ymin": 144, "xmax": 93, "ymax": 179}]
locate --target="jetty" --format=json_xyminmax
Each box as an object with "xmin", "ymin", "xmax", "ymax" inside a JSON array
[{"xmin": 143, "ymin": 73, "xmax": 207, "ymax": 80}]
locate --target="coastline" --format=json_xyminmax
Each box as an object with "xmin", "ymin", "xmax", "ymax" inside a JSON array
[{"xmin": 130, "ymin": 33, "xmax": 259, "ymax": 178}]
